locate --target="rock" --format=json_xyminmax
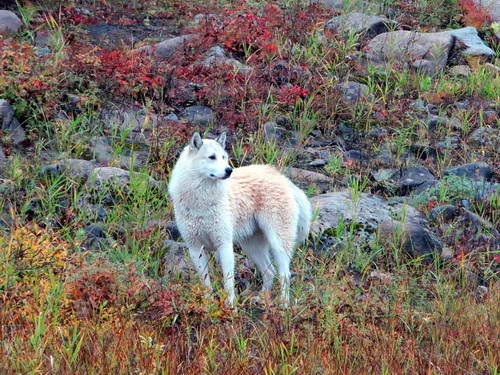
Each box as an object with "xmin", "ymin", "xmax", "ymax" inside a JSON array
[
  {"xmin": 285, "ymin": 167, "xmax": 331, "ymax": 193},
  {"xmin": 193, "ymin": 13, "xmax": 219, "ymax": 25},
  {"xmin": 85, "ymin": 167, "xmax": 159, "ymax": 192},
  {"xmin": 263, "ymin": 121, "xmax": 297, "ymax": 146},
  {"xmin": 453, "ymin": 209, "xmax": 500, "ymax": 250},
  {"xmin": 344, "ymin": 149, "xmax": 368, "ymax": 163},
  {"xmin": 325, "ymin": 13, "xmax": 397, "ymax": 39},
  {"xmin": 164, "ymin": 113, "xmax": 179, "ymax": 121},
  {"xmin": 471, "ymin": 181, "xmax": 498, "ymax": 201},
  {"xmin": 378, "ymin": 220, "xmax": 443, "ymax": 258},
  {"xmin": 310, "ymin": 190, "xmax": 425, "ymax": 234},
  {"xmin": 368, "ymin": 271, "xmax": 393, "ymax": 284},
  {"xmin": 396, "ymin": 166, "xmax": 436, "ymax": 194},
  {"xmin": 312, "ymin": 0, "xmax": 344, "ymax": 9},
  {"xmin": 469, "ymin": 127, "xmax": 499, "ymax": 148},
  {"xmin": 309, "ymin": 159, "xmax": 327, "ymax": 167},
  {"xmin": 100, "ymin": 105, "xmax": 158, "ymax": 143},
  {"xmin": 449, "ymin": 65, "xmax": 471, "ymax": 77},
  {"xmin": 88, "ymin": 136, "xmax": 149, "ymax": 168},
  {"xmin": 41, "ymin": 159, "xmax": 97, "ymax": 182},
  {"xmin": 372, "ymin": 168, "xmax": 398, "ymax": 183},
  {"xmin": 0, "ymin": 146, "xmax": 6, "ymax": 162},
  {"xmin": 440, "ymin": 247, "xmax": 454, "ymax": 260},
  {"xmin": 137, "ymin": 34, "xmax": 197, "ymax": 59},
  {"xmin": 337, "ymin": 81, "xmax": 371, "ymax": 106},
  {"xmin": 163, "ymin": 240, "xmax": 192, "ymax": 277},
  {"xmin": 0, "ymin": 10, "xmax": 22, "ymax": 35},
  {"xmin": 81, "ymin": 224, "xmax": 108, "ymax": 251},
  {"xmin": 436, "ymin": 136, "xmax": 459, "ymax": 151},
  {"xmin": 429, "ymin": 205, "xmax": 459, "ymax": 222},
  {"xmin": 444, "ymin": 162, "xmax": 495, "ymax": 181},
  {"xmin": 2, "ymin": 118, "xmax": 26, "ymax": 145},
  {"xmin": 484, "ymin": 62, "xmax": 500, "ymax": 75},
  {"xmin": 445, "ymin": 27, "xmax": 494, "ymax": 57},
  {"xmin": 364, "ymin": 30, "xmax": 455, "ymax": 75},
  {"xmin": 203, "ymin": 46, "xmax": 253, "ymax": 74},
  {"xmin": 178, "ymin": 105, "xmax": 215, "ymax": 127},
  {"xmin": 0, "ymin": 99, "xmax": 25, "ymax": 145},
  {"xmin": 0, "ymin": 99, "xmax": 14, "ymax": 127}
]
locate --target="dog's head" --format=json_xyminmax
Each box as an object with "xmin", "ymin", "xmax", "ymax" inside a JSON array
[{"xmin": 187, "ymin": 132, "xmax": 232, "ymax": 180}]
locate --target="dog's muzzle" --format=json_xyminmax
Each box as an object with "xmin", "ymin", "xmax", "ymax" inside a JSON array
[{"xmin": 223, "ymin": 167, "xmax": 233, "ymax": 179}]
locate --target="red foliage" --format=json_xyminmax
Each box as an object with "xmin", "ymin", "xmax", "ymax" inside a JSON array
[
  {"xmin": 278, "ymin": 85, "xmax": 309, "ymax": 105},
  {"xmin": 59, "ymin": 6, "xmax": 99, "ymax": 25},
  {"xmin": 459, "ymin": 0, "xmax": 491, "ymax": 28}
]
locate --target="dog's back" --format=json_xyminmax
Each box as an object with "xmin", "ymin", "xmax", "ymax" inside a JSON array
[{"xmin": 228, "ymin": 165, "xmax": 311, "ymax": 247}]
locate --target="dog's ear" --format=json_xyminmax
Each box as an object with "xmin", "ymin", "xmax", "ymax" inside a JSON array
[
  {"xmin": 216, "ymin": 132, "xmax": 226, "ymax": 149},
  {"xmin": 190, "ymin": 132, "xmax": 203, "ymax": 151}
]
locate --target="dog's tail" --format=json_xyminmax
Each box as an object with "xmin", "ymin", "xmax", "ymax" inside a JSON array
[{"xmin": 292, "ymin": 184, "xmax": 312, "ymax": 246}]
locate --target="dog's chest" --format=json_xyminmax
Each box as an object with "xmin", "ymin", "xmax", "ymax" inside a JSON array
[{"xmin": 174, "ymin": 197, "xmax": 231, "ymax": 247}]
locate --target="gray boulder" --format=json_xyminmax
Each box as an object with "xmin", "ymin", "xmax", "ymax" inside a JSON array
[
  {"xmin": 378, "ymin": 220, "xmax": 443, "ymax": 258},
  {"xmin": 310, "ymin": 190, "xmax": 425, "ymax": 234},
  {"xmin": 364, "ymin": 30, "xmax": 454, "ymax": 75},
  {"xmin": 137, "ymin": 34, "xmax": 197, "ymax": 59},
  {"xmin": 0, "ymin": 10, "xmax": 22, "ymax": 35},
  {"xmin": 178, "ymin": 105, "xmax": 215, "ymax": 126},
  {"xmin": 285, "ymin": 168, "xmax": 331, "ymax": 193},
  {"xmin": 337, "ymin": 81, "xmax": 371, "ymax": 106},
  {"xmin": 0, "ymin": 99, "xmax": 25, "ymax": 145},
  {"xmin": 445, "ymin": 27, "xmax": 494, "ymax": 57},
  {"xmin": 325, "ymin": 13, "xmax": 396, "ymax": 39},
  {"xmin": 41, "ymin": 159, "xmax": 97, "ymax": 182},
  {"xmin": 444, "ymin": 162, "xmax": 495, "ymax": 182},
  {"xmin": 203, "ymin": 46, "xmax": 253, "ymax": 74}
]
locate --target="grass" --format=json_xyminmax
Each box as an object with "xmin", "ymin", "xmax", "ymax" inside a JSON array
[{"xmin": 0, "ymin": 0, "xmax": 499, "ymax": 373}]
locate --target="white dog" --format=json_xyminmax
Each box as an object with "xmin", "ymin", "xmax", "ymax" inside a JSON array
[{"xmin": 168, "ymin": 132, "xmax": 312, "ymax": 306}]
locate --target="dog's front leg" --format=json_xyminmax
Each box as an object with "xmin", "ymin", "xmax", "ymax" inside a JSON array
[
  {"xmin": 217, "ymin": 244, "xmax": 235, "ymax": 307},
  {"xmin": 188, "ymin": 245, "xmax": 212, "ymax": 293}
]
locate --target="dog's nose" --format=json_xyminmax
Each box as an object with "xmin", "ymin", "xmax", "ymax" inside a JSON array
[{"xmin": 225, "ymin": 167, "xmax": 233, "ymax": 177}]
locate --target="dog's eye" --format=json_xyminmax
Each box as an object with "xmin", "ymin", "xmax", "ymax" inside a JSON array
[{"xmin": 209, "ymin": 155, "xmax": 216, "ymax": 160}]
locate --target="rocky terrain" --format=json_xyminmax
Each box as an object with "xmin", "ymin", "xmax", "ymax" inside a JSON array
[{"xmin": 0, "ymin": 0, "xmax": 498, "ymax": 374}]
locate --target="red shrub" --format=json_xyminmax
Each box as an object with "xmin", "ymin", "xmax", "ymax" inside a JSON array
[{"xmin": 459, "ymin": 0, "xmax": 491, "ymax": 28}]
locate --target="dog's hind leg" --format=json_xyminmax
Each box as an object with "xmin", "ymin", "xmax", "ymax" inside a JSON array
[
  {"xmin": 261, "ymin": 229, "xmax": 294, "ymax": 306},
  {"xmin": 240, "ymin": 233, "xmax": 276, "ymax": 292},
  {"xmin": 188, "ymin": 245, "xmax": 212, "ymax": 293}
]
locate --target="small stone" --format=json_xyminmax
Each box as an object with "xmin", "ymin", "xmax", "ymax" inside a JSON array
[
  {"xmin": 469, "ymin": 127, "xmax": 498, "ymax": 148},
  {"xmin": 378, "ymin": 220, "xmax": 443, "ymax": 258},
  {"xmin": 440, "ymin": 247, "xmax": 454, "ymax": 260},
  {"xmin": 337, "ymin": 81, "xmax": 371, "ymax": 106},
  {"xmin": 371, "ymin": 168, "xmax": 398, "ymax": 183},
  {"xmin": 309, "ymin": 159, "xmax": 327, "ymax": 167},
  {"xmin": 164, "ymin": 113, "xmax": 179, "ymax": 121},
  {"xmin": 484, "ymin": 63, "xmax": 500, "ymax": 75},
  {"xmin": 344, "ymin": 149, "xmax": 368, "ymax": 163},
  {"xmin": 436, "ymin": 136, "xmax": 459, "ymax": 150},
  {"xmin": 368, "ymin": 271, "xmax": 393, "ymax": 284},
  {"xmin": 429, "ymin": 205, "xmax": 459, "ymax": 222},
  {"xmin": 449, "ymin": 65, "xmax": 471, "ymax": 77}
]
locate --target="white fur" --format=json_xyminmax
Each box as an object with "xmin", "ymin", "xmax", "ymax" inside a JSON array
[{"xmin": 168, "ymin": 133, "xmax": 312, "ymax": 307}]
